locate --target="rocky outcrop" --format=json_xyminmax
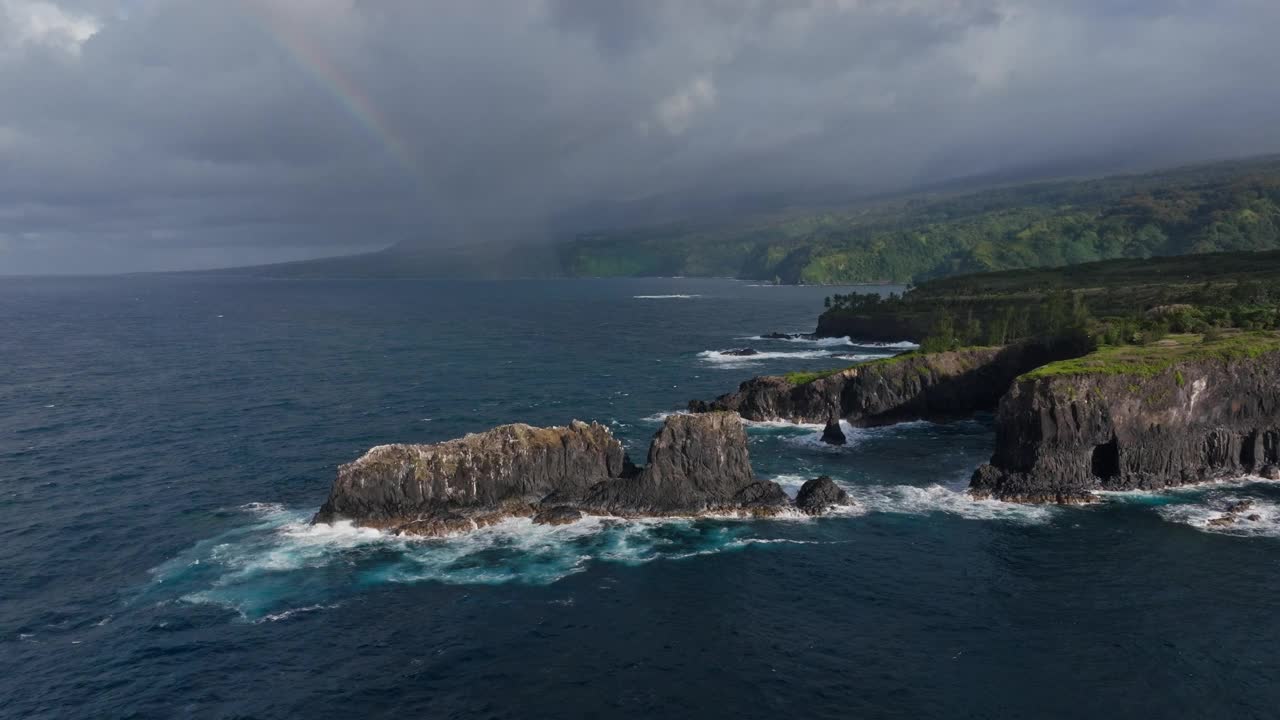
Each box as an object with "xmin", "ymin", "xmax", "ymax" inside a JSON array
[
  {"xmin": 690, "ymin": 337, "xmax": 1088, "ymax": 426},
  {"xmin": 969, "ymin": 337, "xmax": 1280, "ymax": 503},
  {"xmin": 821, "ymin": 416, "xmax": 847, "ymax": 445},
  {"xmin": 579, "ymin": 412, "xmax": 783, "ymax": 516},
  {"xmin": 794, "ymin": 476, "xmax": 854, "ymax": 515},
  {"xmin": 312, "ymin": 420, "xmax": 626, "ymax": 533},
  {"xmin": 314, "ymin": 413, "xmax": 794, "ymax": 536}
]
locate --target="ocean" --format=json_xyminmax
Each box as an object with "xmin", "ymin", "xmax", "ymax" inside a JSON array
[{"xmin": 4, "ymin": 275, "xmax": 1280, "ymax": 718}]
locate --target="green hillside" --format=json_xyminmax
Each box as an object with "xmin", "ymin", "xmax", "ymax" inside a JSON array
[{"xmin": 558, "ymin": 156, "xmax": 1280, "ymax": 284}]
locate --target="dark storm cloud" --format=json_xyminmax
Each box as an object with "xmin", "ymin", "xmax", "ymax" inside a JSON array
[{"xmin": 1, "ymin": 0, "xmax": 1279, "ymax": 273}]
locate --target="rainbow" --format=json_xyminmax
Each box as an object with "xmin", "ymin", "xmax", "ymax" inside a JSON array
[{"xmin": 237, "ymin": 1, "xmax": 421, "ymax": 182}]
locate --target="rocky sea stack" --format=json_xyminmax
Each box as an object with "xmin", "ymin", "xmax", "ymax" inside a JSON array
[
  {"xmin": 313, "ymin": 412, "xmax": 846, "ymax": 536},
  {"xmin": 969, "ymin": 333, "xmax": 1280, "ymax": 503}
]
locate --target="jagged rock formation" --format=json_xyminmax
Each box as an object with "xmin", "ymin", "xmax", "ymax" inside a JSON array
[
  {"xmin": 794, "ymin": 476, "xmax": 854, "ymax": 515},
  {"xmin": 312, "ymin": 421, "xmax": 625, "ymax": 533},
  {"xmin": 689, "ymin": 338, "xmax": 1088, "ymax": 426},
  {"xmin": 821, "ymin": 416, "xmax": 847, "ymax": 445},
  {"xmin": 313, "ymin": 413, "xmax": 799, "ymax": 536},
  {"xmin": 969, "ymin": 335, "xmax": 1280, "ymax": 503},
  {"xmin": 578, "ymin": 412, "xmax": 784, "ymax": 516}
]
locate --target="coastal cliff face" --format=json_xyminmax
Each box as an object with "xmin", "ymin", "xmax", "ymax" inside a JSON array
[
  {"xmin": 314, "ymin": 413, "xmax": 807, "ymax": 536},
  {"xmin": 690, "ymin": 339, "xmax": 1086, "ymax": 426},
  {"xmin": 970, "ymin": 336, "xmax": 1280, "ymax": 503}
]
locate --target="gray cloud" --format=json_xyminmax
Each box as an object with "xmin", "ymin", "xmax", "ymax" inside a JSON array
[{"xmin": 1, "ymin": 0, "xmax": 1279, "ymax": 273}]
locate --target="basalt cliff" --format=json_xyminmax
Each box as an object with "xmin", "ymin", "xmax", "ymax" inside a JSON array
[
  {"xmin": 313, "ymin": 413, "xmax": 850, "ymax": 536},
  {"xmin": 689, "ymin": 338, "xmax": 1087, "ymax": 426},
  {"xmin": 969, "ymin": 334, "xmax": 1280, "ymax": 503}
]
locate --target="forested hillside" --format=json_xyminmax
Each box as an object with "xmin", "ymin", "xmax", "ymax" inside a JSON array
[
  {"xmin": 558, "ymin": 156, "xmax": 1280, "ymax": 284},
  {"xmin": 816, "ymin": 249, "xmax": 1280, "ymax": 344}
]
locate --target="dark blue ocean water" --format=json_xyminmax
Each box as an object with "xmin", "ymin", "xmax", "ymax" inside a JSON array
[{"xmin": 4, "ymin": 276, "xmax": 1280, "ymax": 719}]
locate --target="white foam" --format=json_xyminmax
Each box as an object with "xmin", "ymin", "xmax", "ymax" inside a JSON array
[
  {"xmin": 256, "ymin": 604, "xmax": 341, "ymax": 623},
  {"xmin": 741, "ymin": 418, "xmax": 823, "ymax": 430},
  {"xmin": 850, "ymin": 483, "xmax": 1054, "ymax": 523},
  {"xmin": 832, "ymin": 353, "xmax": 883, "ymax": 362},
  {"xmin": 762, "ymin": 475, "xmax": 1042, "ymax": 522},
  {"xmin": 697, "ymin": 349, "xmax": 835, "ymax": 365},
  {"xmin": 641, "ymin": 410, "xmax": 690, "ymax": 423},
  {"xmin": 862, "ymin": 341, "xmax": 919, "ymax": 349},
  {"xmin": 239, "ymin": 502, "xmax": 287, "ymax": 517},
  {"xmin": 769, "ymin": 474, "xmax": 809, "ymax": 498},
  {"xmin": 742, "ymin": 334, "xmax": 856, "ymax": 347},
  {"xmin": 1156, "ymin": 493, "xmax": 1280, "ymax": 537},
  {"xmin": 633, "ymin": 294, "xmax": 701, "ymax": 299},
  {"xmin": 154, "ymin": 508, "xmax": 823, "ymax": 620},
  {"xmin": 1093, "ymin": 474, "xmax": 1280, "ymax": 501}
]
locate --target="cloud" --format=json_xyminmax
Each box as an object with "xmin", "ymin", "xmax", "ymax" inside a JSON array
[
  {"xmin": 1, "ymin": 0, "xmax": 99, "ymax": 54},
  {"xmin": 1, "ymin": 0, "xmax": 1279, "ymax": 273},
  {"xmin": 654, "ymin": 74, "xmax": 717, "ymax": 135}
]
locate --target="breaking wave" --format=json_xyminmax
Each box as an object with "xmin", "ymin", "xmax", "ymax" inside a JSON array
[
  {"xmin": 697, "ymin": 349, "xmax": 836, "ymax": 365},
  {"xmin": 633, "ymin": 294, "xmax": 701, "ymax": 299},
  {"xmin": 1097, "ymin": 476, "xmax": 1280, "ymax": 538},
  {"xmin": 768, "ymin": 474, "xmax": 1052, "ymax": 523},
  {"xmin": 862, "ymin": 341, "xmax": 919, "ymax": 349},
  {"xmin": 741, "ymin": 334, "xmax": 854, "ymax": 347},
  {"xmin": 146, "ymin": 503, "xmax": 828, "ymax": 622}
]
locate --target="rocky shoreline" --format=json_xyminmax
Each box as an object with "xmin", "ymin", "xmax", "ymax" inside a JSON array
[
  {"xmin": 313, "ymin": 332, "xmax": 1280, "ymax": 536},
  {"xmin": 688, "ymin": 337, "xmax": 1088, "ymax": 426},
  {"xmin": 313, "ymin": 413, "xmax": 853, "ymax": 537}
]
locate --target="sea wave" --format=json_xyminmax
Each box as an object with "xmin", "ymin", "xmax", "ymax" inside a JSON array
[
  {"xmin": 742, "ymin": 334, "xmax": 855, "ymax": 347},
  {"xmin": 641, "ymin": 410, "xmax": 691, "ymax": 423},
  {"xmin": 1092, "ymin": 475, "xmax": 1280, "ymax": 537},
  {"xmin": 859, "ymin": 341, "xmax": 919, "ymax": 349},
  {"xmin": 1156, "ymin": 493, "xmax": 1280, "ymax": 537},
  {"xmin": 633, "ymin": 294, "xmax": 701, "ymax": 299},
  {"xmin": 766, "ymin": 474, "xmax": 1048, "ymax": 523},
  {"xmin": 697, "ymin": 349, "xmax": 835, "ymax": 365},
  {"xmin": 147, "ymin": 504, "xmax": 829, "ymax": 622},
  {"xmin": 848, "ymin": 482, "xmax": 1054, "ymax": 523}
]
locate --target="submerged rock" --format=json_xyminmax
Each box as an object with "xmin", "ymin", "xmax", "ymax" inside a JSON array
[
  {"xmin": 761, "ymin": 332, "xmax": 803, "ymax": 340},
  {"xmin": 794, "ymin": 476, "xmax": 853, "ymax": 515},
  {"xmin": 721, "ymin": 347, "xmax": 760, "ymax": 357},
  {"xmin": 970, "ymin": 334, "xmax": 1280, "ymax": 503},
  {"xmin": 821, "ymin": 415, "xmax": 846, "ymax": 445}
]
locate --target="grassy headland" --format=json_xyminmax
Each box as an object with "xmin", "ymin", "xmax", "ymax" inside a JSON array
[{"xmin": 1019, "ymin": 331, "xmax": 1280, "ymax": 381}]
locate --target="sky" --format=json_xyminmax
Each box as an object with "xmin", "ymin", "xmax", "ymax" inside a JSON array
[{"xmin": 2, "ymin": 0, "xmax": 1279, "ymax": 274}]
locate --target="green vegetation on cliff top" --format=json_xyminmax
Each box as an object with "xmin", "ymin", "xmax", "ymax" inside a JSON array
[
  {"xmin": 782, "ymin": 346, "xmax": 1004, "ymax": 385},
  {"xmin": 1019, "ymin": 331, "xmax": 1280, "ymax": 381}
]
